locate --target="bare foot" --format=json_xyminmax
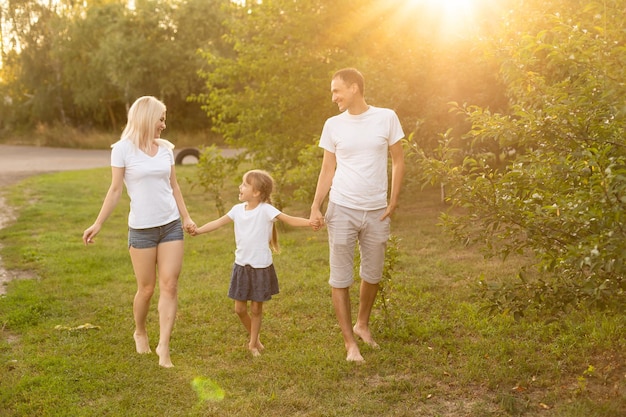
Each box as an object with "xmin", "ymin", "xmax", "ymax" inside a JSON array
[
  {"xmin": 156, "ymin": 344, "xmax": 174, "ymax": 368},
  {"xmin": 346, "ymin": 345, "xmax": 365, "ymax": 363},
  {"xmin": 249, "ymin": 347, "xmax": 261, "ymax": 357},
  {"xmin": 353, "ymin": 325, "xmax": 380, "ymax": 349},
  {"xmin": 133, "ymin": 332, "xmax": 151, "ymax": 354},
  {"xmin": 256, "ymin": 339, "xmax": 265, "ymax": 351}
]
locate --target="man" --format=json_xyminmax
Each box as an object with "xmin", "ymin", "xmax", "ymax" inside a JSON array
[{"xmin": 310, "ymin": 68, "xmax": 405, "ymax": 362}]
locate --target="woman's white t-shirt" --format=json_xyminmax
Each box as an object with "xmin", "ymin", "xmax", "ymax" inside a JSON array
[
  {"xmin": 319, "ymin": 106, "xmax": 404, "ymax": 210},
  {"xmin": 227, "ymin": 202, "xmax": 280, "ymax": 268},
  {"xmin": 111, "ymin": 139, "xmax": 179, "ymax": 229}
]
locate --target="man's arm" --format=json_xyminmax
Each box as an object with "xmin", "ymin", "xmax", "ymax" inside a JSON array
[
  {"xmin": 310, "ymin": 150, "xmax": 336, "ymax": 228},
  {"xmin": 381, "ymin": 141, "xmax": 405, "ymax": 220}
]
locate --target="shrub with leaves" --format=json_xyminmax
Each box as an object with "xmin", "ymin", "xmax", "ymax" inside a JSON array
[{"xmin": 415, "ymin": 0, "xmax": 626, "ymax": 315}]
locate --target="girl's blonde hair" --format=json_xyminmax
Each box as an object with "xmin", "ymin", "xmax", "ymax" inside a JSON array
[
  {"xmin": 119, "ymin": 96, "xmax": 166, "ymax": 153},
  {"xmin": 244, "ymin": 169, "xmax": 280, "ymax": 253}
]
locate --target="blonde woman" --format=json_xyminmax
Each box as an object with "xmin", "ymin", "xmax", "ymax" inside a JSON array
[{"xmin": 83, "ymin": 96, "xmax": 195, "ymax": 368}]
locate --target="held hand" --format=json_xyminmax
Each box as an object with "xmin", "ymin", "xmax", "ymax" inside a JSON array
[
  {"xmin": 183, "ymin": 219, "xmax": 197, "ymax": 235},
  {"xmin": 309, "ymin": 219, "xmax": 322, "ymax": 231},
  {"xmin": 309, "ymin": 208, "xmax": 324, "ymax": 232}
]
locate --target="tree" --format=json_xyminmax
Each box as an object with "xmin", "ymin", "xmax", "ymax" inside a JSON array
[{"xmin": 418, "ymin": 0, "xmax": 626, "ymax": 314}]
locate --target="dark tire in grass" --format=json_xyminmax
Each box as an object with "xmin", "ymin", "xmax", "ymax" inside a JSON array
[{"xmin": 175, "ymin": 147, "xmax": 200, "ymax": 165}]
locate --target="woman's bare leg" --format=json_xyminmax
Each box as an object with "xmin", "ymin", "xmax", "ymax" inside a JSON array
[
  {"xmin": 129, "ymin": 247, "xmax": 157, "ymax": 354},
  {"xmin": 154, "ymin": 240, "xmax": 183, "ymax": 368}
]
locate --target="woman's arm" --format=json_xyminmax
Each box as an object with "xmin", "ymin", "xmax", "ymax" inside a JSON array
[
  {"xmin": 169, "ymin": 164, "xmax": 196, "ymax": 233},
  {"xmin": 82, "ymin": 167, "xmax": 124, "ymax": 245}
]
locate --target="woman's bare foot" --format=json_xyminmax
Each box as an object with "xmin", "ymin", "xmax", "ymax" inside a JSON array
[
  {"xmin": 346, "ymin": 344, "xmax": 364, "ymax": 363},
  {"xmin": 156, "ymin": 344, "xmax": 174, "ymax": 368},
  {"xmin": 133, "ymin": 332, "xmax": 151, "ymax": 354},
  {"xmin": 249, "ymin": 347, "xmax": 261, "ymax": 357},
  {"xmin": 353, "ymin": 325, "xmax": 380, "ymax": 349}
]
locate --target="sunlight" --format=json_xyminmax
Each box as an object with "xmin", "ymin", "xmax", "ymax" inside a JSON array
[{"xmin": 400, "ymin": 0, "xmax": 486, "ymax": 41}]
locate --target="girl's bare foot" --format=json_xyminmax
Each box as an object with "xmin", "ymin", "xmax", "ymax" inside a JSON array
[
  {"xmin": 156, "ymin": 344, "xmax": 174, "ymax": 368},
  {"xmin": 133, "ymin": 332, "xmax": 151, "ymax": 354},
  {"xmin": 255, "ymin": 339, "xmax": 265, "ymax": 351},
  {"xmin": 353, "ymin": 325, "xmax": 380, "ymax": 349}
]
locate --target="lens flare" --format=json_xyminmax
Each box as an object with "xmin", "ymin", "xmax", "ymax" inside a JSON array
[{"xmin": 191, "ymin": 377, "xmax": 225, "ymax": 402}]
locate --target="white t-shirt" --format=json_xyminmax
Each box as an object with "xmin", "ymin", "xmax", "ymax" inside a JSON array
[
  {"xmin": 319, "ymin": 106, "xmax": 404, "ymax": 210},
  {"xmin": 111, "ymin": 139, "xmax": 179, "ymax": 229},
  {"xmin": 227, "ymin": 202, "xmax": 281, "ymax": 268}
]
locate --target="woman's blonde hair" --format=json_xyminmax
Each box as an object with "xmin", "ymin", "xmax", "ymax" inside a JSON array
[
  {"xmin": 119, "ymin": 96, "xmax": 166, "ymax": 153},
  {"xmin": 244, "ymin": 169, "xmax": 280, "ymax": 253}
]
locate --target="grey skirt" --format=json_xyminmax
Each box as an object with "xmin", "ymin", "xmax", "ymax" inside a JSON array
[{"xmin": 228, "ymin": 263, "xmax": 279, "ymax": 302}]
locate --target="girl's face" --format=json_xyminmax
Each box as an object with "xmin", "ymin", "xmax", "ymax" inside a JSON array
[
  {"xmin": 238, "ymin": 177, "xmax": 258, "ymax": 202},
  {"xmin": 155, "ymin": 112, "xmax": 166, "ymax": 138}
]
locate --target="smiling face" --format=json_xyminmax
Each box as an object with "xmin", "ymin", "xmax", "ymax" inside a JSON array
[
  {"xmin": 331, "ymin": 77, "xmax": 357, "ymax": 113},
  {"xmin": 155, "ymin": 112, "xmax": 166, "ymax": 138}
]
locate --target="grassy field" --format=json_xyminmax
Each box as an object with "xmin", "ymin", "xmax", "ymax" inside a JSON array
[{"xmin": 0, "ymin": 166, "xmax": 624, "ymax": 416}]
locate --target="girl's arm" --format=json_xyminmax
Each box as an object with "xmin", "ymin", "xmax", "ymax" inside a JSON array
[
  {"xmin": 192, "ymin": 214, "xmax": 232, "ymax": 235},
  {"xmin": 276, "ymin": 212, "xmax": 314, "ymax": 228},
  {"xmin": 82, "ymin": 167, "xmax": 124, "ymax": 245}
]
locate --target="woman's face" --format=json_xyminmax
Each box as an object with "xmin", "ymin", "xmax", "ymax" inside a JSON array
[{"xmin": 155, "ymin": 112, "xmax": 166, "ymax": 138}]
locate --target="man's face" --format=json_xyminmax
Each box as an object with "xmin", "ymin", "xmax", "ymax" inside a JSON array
[{"xmin": 331, "ymin": 77, "xmax": 356, "ymax": 112}]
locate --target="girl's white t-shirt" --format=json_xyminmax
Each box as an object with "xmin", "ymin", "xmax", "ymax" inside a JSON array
[
  {"xmin": 227, "ymin": 202, "xmax": 280, "ymax": 268},
  {"xmin": 319, "ymin": 106, "xmax": 404, "ymax": 210},
  {"xmin": 111, "ymin": 139, "xmax": 179, "ymax": 229}
]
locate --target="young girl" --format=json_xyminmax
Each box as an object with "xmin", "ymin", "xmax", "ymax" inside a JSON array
[{"xmin": 191, "ymin": 169, "xmax": 314, "ymax": 356}]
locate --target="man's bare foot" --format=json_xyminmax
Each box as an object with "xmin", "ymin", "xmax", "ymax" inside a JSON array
[
  {"xmin": 156, "ymin": 344, "xmax": 174, "ymax": 368},
  {"xmin": 353, "ymin": 325, "xmax": 380, "ymax": 349},
  {"xmin": 346, "ymin": 345, "xmax": 365, "ymax": 363},
  {"xmin": 133, "ymin": 332, "xmax": 151, "ymax": 354}
]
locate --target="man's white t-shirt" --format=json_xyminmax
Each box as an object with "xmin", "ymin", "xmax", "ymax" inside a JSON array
[
  {"xmin": 227, "ymin": 202, "xmax": 280, "ymax": 268},
  {"xmin": 319, "ymin": 106, "xmax": 404, "ymax": 210},
  {"xmin": 111, "ymin": 139, "xmax": 179, "ymax": 229}
]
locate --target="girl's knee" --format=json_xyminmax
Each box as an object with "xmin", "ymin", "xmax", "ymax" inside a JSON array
[{"xmin": 234, "ymin": 302, "xmax": 248, "ymax": 316}]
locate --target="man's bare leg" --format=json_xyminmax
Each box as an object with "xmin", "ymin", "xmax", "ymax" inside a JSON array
[
  {"xmin": 331, "ymin": 287, "xmax": 364, "ymax": 362},
  {"xmin": 353, "ymin": 280, "xmax": 380, "ymax": 349}
]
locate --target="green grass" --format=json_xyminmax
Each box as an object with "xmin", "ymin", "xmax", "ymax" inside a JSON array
[{"xmin": 0, "ymin": 167, "xmax": 624, "ymax": 416}]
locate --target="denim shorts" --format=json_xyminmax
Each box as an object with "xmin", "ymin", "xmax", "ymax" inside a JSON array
[
  {"xmin": 325, "ymin": 202, "xmax": 390, "ymax": 288},
  {"xmin": 128, "ymin": 218, "xmax": 184, "ymax": 249}
]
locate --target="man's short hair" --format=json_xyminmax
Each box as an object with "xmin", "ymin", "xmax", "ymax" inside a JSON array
[{"xmin": 333, "ymin": 68, "xmax": 364, "ymax": 95}]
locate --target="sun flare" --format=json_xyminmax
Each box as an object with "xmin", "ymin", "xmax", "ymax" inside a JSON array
[{"xmin": 401, "ymin": 0, "xmax": 487, "ymax": 41}]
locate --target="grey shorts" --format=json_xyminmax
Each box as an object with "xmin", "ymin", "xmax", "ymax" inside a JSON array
[
  {"xmin": 325, "ymin": 202, "xmax": 390, "ymax": 288},
  {"xmin": 128, "ymin": 218, "xmax": 184, "ymax": 249}
]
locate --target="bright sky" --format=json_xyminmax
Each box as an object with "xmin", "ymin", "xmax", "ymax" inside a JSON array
[{"xmin": 399, "ymin": 0, "xmax": 493, "ymax": 41}]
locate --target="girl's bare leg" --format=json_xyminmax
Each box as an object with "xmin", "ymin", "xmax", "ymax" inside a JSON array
[
  {"xmin": 154, "ymin": 240, "xmax": 183, "ymax": 368},
  {"xmin": 129, "ymin": 247, "xmax": 157, "ymax": 354},
  {"xmin": 249, "ymin": 301, "xmax": 263, "ymax": 356},
  {"xmin": 234, "ymin": 300, "xmax": 264, "ymax": 356}
]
